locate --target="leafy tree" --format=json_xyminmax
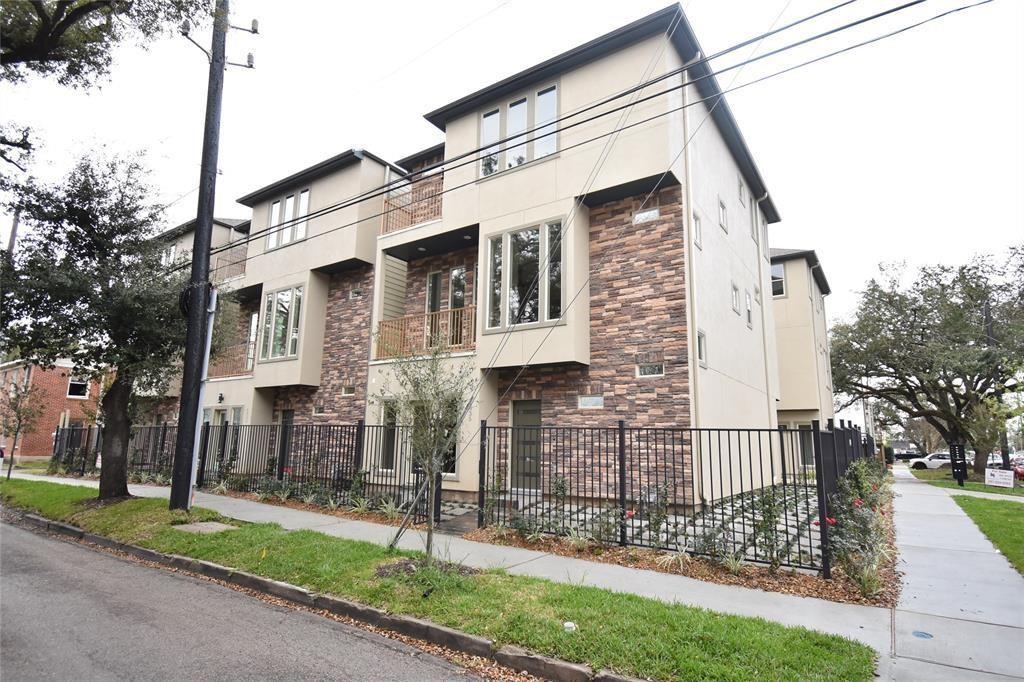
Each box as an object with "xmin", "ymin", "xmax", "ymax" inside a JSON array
[
  {"xmin": 1, "ymin": 378, "xmax": 44, "ymax": 480},
  {"xmin": 375, "ymin": 335, "xmax": 475, "ymax": 564},
  {"xmin": 831, "ymin": 251, "xmax": 1024, "ymax": 474},
  {"xmin": 901, "ymin": 417, "xmax": 942, "ymax": 456},
  {"xmin": 2, "ymin": 156, "xmax": 187, "ymax": 498}
]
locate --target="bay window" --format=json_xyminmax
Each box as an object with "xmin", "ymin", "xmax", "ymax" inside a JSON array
[
  {"xmin": 486, "ymin": 219, "xmax": 563, "ymax": 329},
  {"xmin": 260, "ymin": 285, "xmax": 303, "ymax": 360}
]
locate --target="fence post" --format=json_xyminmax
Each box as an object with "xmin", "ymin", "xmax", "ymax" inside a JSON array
[
  {"xmin": 354, "ymin": 419, "xmax": 365, "ymax": 472},
  {"xmin": 197, "ymin": 423, "xmax": 211, "ymax": 487},
  {"xmin": 477, "ymin": 420, "xmax": 487, "ymax": 528},
  {"xmin": 276, "ymin": 423, "xmax": 288, "ymax": 481},
  {"xmin": 811, "ymin": 419, "xmax": 832, "ymax": 579},
  {"xmin": 80, "ymin": 426, "xmax": 92, "ymax": 475},
  {"xmin": 158, "ymin": 423, "xmax": 169, "ymax": 471},
  {"xmin": 618, "ymin": 420, "xmax": 627, "ymax": 547},
  {"xmin": 778, "ymin": 425, "xmax": 788, "ymax": 485}
]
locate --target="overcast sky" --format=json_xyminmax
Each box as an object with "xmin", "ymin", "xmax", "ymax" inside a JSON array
[{"xmin": 2, "ymin": 0, "xmax": 1021, "ymax": 324}]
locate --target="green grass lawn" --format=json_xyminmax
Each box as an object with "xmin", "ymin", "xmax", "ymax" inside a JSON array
[
  {"xmin": 909, "ymin": 466, "xmax": 1023, "ymax": 497},
  {"xmin": 954, "ymin": 496, "xmax": 1024, "ymax": 574},
  {"xmin": 0, "ymin": 478, "xmax": 877, "ymax": 681},
  {"xmin": 12, "ymin": 459, "xmax": 51, "ymax": 472}
]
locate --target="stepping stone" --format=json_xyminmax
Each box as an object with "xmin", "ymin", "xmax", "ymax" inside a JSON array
[{"xmin": 175, "ymin": 521, "xmax": 237, "ymax": 534}]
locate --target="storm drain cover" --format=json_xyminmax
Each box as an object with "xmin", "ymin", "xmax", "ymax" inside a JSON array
[{"xmin": 911, "ymin": 631, "xmax": 934, "ymax": 639}]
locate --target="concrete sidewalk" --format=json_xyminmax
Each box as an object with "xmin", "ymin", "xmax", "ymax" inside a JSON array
[{"xmin": 10, "ymin": 471, "xmax": 1023, "ymax": 679}]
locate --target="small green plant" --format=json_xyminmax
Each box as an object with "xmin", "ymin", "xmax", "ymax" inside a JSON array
[
  {"xmin": 211, "ymin": 481, "xmax": 229, "ymax": 495},
  {"xmin": 591, "ymin": 505, "xmax": 622, "ymax": 547},
  {"xmin": 754, "ymin": 487, "xmax": 785, "ymax": 573},
  {"xmin": 379, "ymin": 497, "xmax": 401, "ymax": 521},
  {"xmin": 326, "ymin": 495, "xmax": 340, "ymax": 511},
  {"xmin": 152, "ymin": 472, "xmax": 169, "ymax": 486},
  {"xmin": 723, "ymin": 550, "xmax": 745, "ymax": 575},
  {"xmin": 644, "ymin": 483, "xmax": 671, "ymax": 544},
  {"xmin": 274, "ymin": 486, "xmax": 292, "ymax": 503},
  {"xmin": 350, "ymin": 496, "xmax": 371, "ymax": 514},
  {"xmin": 551, "ymin": 473, "xmax": 569, "ymax": 505},
  {"xmin": 655, "ymin": 545, "xmax": 690, "ymax": 572},
  {"xmin": 349, "ymin": 470, "xmax": 367, "ymax": 501},
  {"xmin": 302, "ymin": 491, "xmax": 319, "ymax": 505},
  {"xmin": 565, "ymin": 526, "xmax": 593, "ymax": 552}
]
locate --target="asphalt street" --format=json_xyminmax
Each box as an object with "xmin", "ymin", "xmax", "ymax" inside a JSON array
[{"xmin": 0, "ymin": 522, "xmax": 476, "ymax": 681}]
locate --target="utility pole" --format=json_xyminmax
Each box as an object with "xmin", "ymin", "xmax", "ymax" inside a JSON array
[
  {"xmin": 169, "ymin": 0, "xmax": 229, "ymax": 510},
  {"xmin": 6, "ymin": 208, "xmax": 20, "ymax": 254}
]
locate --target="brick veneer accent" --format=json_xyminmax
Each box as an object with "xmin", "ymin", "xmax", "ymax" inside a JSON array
[
  {"xmin": 490, "ymin": 186, "xmax": 692, "ymax": 501},
  {"xmin": 273, "ymin": 264, "xmax": 374, "ymax": 424},
  {"xmin": 403, "ymin": 246, "xmax": 477, "ymax": 315},
  {"xmin": 1, "ymin": 364, "xmax": 101, "ymax": 457}
]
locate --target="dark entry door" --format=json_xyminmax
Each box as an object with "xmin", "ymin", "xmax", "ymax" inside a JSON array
[{"xmin": 511, "ymin": 400, "xmax": 541, "ymax": 490}]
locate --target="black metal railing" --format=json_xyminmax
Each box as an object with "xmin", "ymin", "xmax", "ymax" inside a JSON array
[{"xmin": 478, "ymin": 419, "xmax": 874, "ymax": 572}]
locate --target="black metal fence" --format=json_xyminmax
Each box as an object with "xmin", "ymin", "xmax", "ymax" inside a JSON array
[
  {"xmin": 51, "ymin": 421, "xmax": 433, "ymax": 522},
  {"xmin": 478, "ymin": 419, "xmax": 875, "ymax": 573}
]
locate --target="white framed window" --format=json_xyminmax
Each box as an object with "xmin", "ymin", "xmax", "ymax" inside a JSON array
[
  {"xmin": 754, "ymin": 286, "xmax": 761, "ymax": 303},
  {"xmin": 750, "ymin": 203, "xmax": 758, "ymax": 242},
  {"xmin": 745, "ymin": 291, "xmax": 753, "ymax": 327},
  {"xmin": 486, "ymin": 219, "xmax": 563, "ymax": 329},
  {"xmin": 341, "ymin": 386, "xmax": 355, "ymax": 396},
  {"xmin": 312, "ymin": 404, "xmax": 326, "ymax": 415},
  {"xmin": 259, "ymin": 285, "xmax": 303, "ymax": 360},
  {"xmin": 636, "ymin": 362, "xmax": 665, "ymax": 378},
  {"xmin": 718, "ymin": 198, "xmax": 728, "ymax": 232},
  {"xmin": 160, "ymin": 244, "xmax": 177, "ymax": 266},
  {"xmin": 697, "ymin": 330, "xmax": 708, "ymax": 368},
  {"xmin": 266, "ymin": 190, "xmax": 310, "ymax": 249},
  {"xmin": 578, "ymin": 395, "xmax": 604, "ymax": 409},
  {"xmin": 693, "ymin": 212, "xmax": 702, "ymax": 248},
  {"xmin": 761, "ymin": 215, "xmax": 769, "ymax": 259},
  {"xmin": 731, "ymin": 283, "xmax": 740, "ymax": 313},
  {"xmin": 633, "ymin": 208, "xmax": 659, "ymax": 225},
  {"xmin": 479, "ymin": 85, "xmax": 559, "ymax": 178},
  {"xmin": 738, "ymin": 175, "xmax": 746, "ymax": 205},
  {"xmin": 772, "ymin": 263, "xmax": 786, "ymax": 297},
  {"xmin": 67, "ymin": 376, "xmax": 89, "ymax": 399}
]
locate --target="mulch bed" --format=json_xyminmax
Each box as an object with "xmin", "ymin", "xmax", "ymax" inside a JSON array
[
  {"xmin": 213, "ymin": 489, "xmax": 429, "ymax": 530},
  {"xmin": 464, "ymin": 508, "xmax": 901, "ymax": 608},
  {"xmin": 375, "ymin": 557, "xmax": 481, "ymax": 579}
]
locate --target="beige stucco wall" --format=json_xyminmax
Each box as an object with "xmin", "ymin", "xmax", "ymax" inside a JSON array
[{"xmin": 772, "ymin": 257, "xmax": 835, "ymax": 424}]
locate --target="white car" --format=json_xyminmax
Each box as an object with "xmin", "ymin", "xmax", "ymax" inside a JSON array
[{"xmin": 909, "ymin": 452, "xmax": 952, "ymax": 470}]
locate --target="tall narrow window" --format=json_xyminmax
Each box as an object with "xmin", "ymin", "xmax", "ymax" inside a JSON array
[
  {"xmin": 272, "ymin": 289, "xmax": 291, "ymax": 356},
  {"xmin": 450, "ymin": 266, "xmax": 466, "ymax": 309},
  {"xmin": 718, "ymin": 198, "xmax": 728, "ymax": 232},
  {"xmin": 261, "ymin": 285, "xmax": 303, "ymax": 360},
  {"xmin": 697, "ymin": 330, "xmax": 708, "ymax": 367},
  {"xmin": 295, "ymin": 190, "xmax": 309, "ymax": 240},
  {"xmin": 426, "ymin": 271, "xmax": 442, "ymax": 346},
  {"xmin": 771, "ymin": 263, "xmax": 786, "ymax": 297},
  {"xmin": 693, "ymin": 212, "xmax": 702, "ymax": 248},
  {"xmin": 260, "ymin": 293, "xmax": 273, "ymax": 359},
  {"xmin": 381, "ymin": 401, "xmax": 398, "ymax": 470},
  {"xmin": 731, "ymin": 284, "xmax": 740, "ymax": 313},
  {"xmin": 481, "ymin": 109, "xmax": 500, "ymax": 176},
  {"xmin": 289, "ymin": 287, "xmax": 302, "ymax": 356},
  {"xmin": 547, "ymin": 222, "xmax": 562, "ymax": 320},
  {"xmin": 506, "ymin": 98, "xmax": 528, "ymax": 168},
  {"xmin": 266, "ymin": 201, "xmax": 281, "ymax": 249},
  {"xmin": 508, "ymin": 227, "xmax": 540, "ymax": 324},
  {"xmin": 534, "ymin": 86, "xmax": 557, "ymax": 158},
  {"xmin": 745, "ymin": 291, "xmax": 753, "ymax": 327},
  {"xmin": 246, "ymin": 312, "xmax": 259, "ymax": 370},
  {"xmin": 487, "ymin": 236, "xmax": 502, "ymax": 328},
  {"xmin": 280, "ymin": 195, "xmax": 295, "ymax": 245}
]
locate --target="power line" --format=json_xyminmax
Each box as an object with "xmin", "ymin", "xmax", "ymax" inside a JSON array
[{"xmin": 174, "ymin": 0, "xmax": 876, "ymax": 266}]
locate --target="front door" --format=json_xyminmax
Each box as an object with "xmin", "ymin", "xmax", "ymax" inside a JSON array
[{"xmin": 511, "ymin": 400, "xmax": 541, "ymax": 490}]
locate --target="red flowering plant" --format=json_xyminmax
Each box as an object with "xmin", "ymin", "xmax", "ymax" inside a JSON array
[{"xmin": 827, "ymin": 458, "xmax": 894, "ymax": 597}]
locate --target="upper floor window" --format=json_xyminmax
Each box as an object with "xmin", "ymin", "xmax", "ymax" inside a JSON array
[
  {"xmin": 160, "ymin": 244, "xmax": 177, "ymax": 266},
  {"xmin": 693, "ymin": 212, "xmax": 702, "ymax": 248},
  {"xmin": 486, "ymin": 220, "xmax": 563, "ymax": 329},
  {"xmin": 479, "ymin": 85, "xmax": 558, "ymax": 178},
  {"xmin": 266, "ymin": 190, "xmax": 310, "ymax": 250},
  {"xmin": 718, "ymin": 198, "xmax": 728, "ymax": 232},
  {"xmin": 731, "ymin": 283, "xmax": 740, "ymax": 313},
  {"xmin": 750, "ymin": 203, "xmax": 758, "ymax": 243},
  {"xmin": 697, "ymin": 330, "xmax": 708, "ymax": 367},
  {"xmin": 67, "ymin": 376, "xmax": 89, "ymax": 398},
  {"xmin": 260, "ymin": 285, "xmax": 303, "ymax": 360},
  {"xmin": 771, "ymin": 263, "xmax": 786, "ymax": 297},
  {"xmin": 738, "ymin": 175, "xmax": 746, "ymax": 205},
  {"xmin": 745, "ymin": 291, "xmax": 753, "ymax": 327}
]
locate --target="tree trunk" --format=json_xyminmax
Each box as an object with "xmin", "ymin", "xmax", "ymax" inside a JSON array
[
  {"xmin": 425, "ymin": 474, "xmax": 435, "ymax": 566},
  {"xmin": 98, "ymin": 374, "xmax": 133, "ymax": 499},
  {"xmin": 972, "ymin": 448, "xmax": 993, "ymax": 476}
]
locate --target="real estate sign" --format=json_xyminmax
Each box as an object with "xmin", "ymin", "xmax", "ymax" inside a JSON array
[{"xmin": 984, "ymin": 468, "xmax": 1015, "ymax": 489}]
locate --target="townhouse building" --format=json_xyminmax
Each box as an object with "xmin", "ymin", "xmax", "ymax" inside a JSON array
[
  {"xmin": 770, "ymin": 247, "xmax": 835, "ymax": 456},
  {"xmin": 182, "ymin": 5, "xmax": 784, "ymax": 500},
  {"xmin": 1, "ymin": 359, "xmax": 102, "ymax": 459}
]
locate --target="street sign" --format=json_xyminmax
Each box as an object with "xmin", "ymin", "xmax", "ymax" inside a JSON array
[
  {"xmin": 950, "ymin": 443, "xmax": 968, "ymax": 487},
  {"xmin": 985, "ymin": 468, "xmax": 1015, "ymax": 489}
]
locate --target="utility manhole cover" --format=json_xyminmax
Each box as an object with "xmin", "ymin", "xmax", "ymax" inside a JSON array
[{"xmin": 911, "ymin": 631, "xmax": 933, "ymax": 640}]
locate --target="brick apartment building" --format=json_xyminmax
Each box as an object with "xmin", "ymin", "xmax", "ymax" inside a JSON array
[{"xmin": 1, "ymin": 359, "xmax": 102, "ymax": 459}]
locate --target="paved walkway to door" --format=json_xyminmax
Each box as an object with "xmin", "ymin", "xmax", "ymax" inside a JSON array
[{"xmin": 11, "ymin": 470, "xmax": 1024, "ymax": 679}]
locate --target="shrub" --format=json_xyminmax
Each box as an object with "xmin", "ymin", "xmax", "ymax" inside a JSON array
[
  {"xmin": 829, "ymin": 458, "xmax": 894, "ymax": 596},
  {"xmin": 753, "ymin": 487, "xmax": 786, "ymax": 572},
  {"xmin": 590, "ymin": 505, "xmax": 622, "ymax": 547}
]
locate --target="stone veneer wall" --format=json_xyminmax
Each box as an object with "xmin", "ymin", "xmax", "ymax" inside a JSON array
[
  {"xmin": 491, "ymin": 186, "xmax": 692, "ymax": 502},
  {"xmin": 273, "ymin": 264, "xmax": 374, "ymax": 424}
]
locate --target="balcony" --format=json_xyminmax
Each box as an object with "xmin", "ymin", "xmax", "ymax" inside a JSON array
[
  {"xmin": 381, "ymin": 173, "xmax": 443, "ymax": 235},
  {"xmin": 212, "ymin": 243, "xmax": 247, "ymax": 284},
  {"xmin": 208, "ymin": 341, "xmax": 255, "ymax": 379},
  {"xmin": 375, "ymin": 306, "xmax": 476, "ymax": 360}
]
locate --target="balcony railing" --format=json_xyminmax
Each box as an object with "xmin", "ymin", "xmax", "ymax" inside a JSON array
[
  {"xmin": 381, "ymin": 173, "xmax": 443, "ymax": 235},
  {"xmin": 212, "ymin": 243, "xmax": 247, "ymax": 283},
  {"xmin": 375, "ymin": 306, "xmax": 476, "ymax": 360},
  {"xmin": 208, "ymin": 341, "xmax": 256, "ymax": 379}
]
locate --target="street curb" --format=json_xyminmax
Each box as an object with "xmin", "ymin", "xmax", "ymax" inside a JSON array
[{"xmin": 6, "ymin": 508, "xmax": 637, "ymax": 681}]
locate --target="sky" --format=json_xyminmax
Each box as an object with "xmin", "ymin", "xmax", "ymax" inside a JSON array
[{"xmin": 2, "ymin": 0, "xmax": 1022, "ymax": 326}]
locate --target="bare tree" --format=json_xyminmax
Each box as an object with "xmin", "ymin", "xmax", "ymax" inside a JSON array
[
  {"xmin": 2, "ymin": 379, "xmax": 44, "ymax": 480},
  {"xmin": 375, "ymin": 334, "xmax": 475, "ymax": 565}
]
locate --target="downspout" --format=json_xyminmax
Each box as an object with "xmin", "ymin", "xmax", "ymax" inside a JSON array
[
  {"xmin": 681, "ymin": 54, "xmax": 699, "ymax": 432},
  {"xmin": 754, "ymin": 192, "xmax": 776, "ymax": 427}
]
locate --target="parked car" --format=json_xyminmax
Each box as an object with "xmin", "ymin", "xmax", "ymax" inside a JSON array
[
  {"xmin": 1011, "ymin": 456, "xmax": 1024, "ymax": 481},
  {"xmin": 908, "ymin": 452, "xmax": 952, "ymax": 470},
  {"xmin": 968, "ymin": 453, "xmax": 1006, "ymax": 468}
]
